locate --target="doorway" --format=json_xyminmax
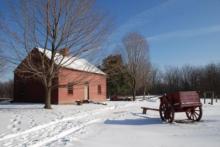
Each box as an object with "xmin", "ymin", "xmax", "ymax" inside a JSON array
[{"xmin": 84, "ymin": 84, "xmax": 89, "ymax": 100}]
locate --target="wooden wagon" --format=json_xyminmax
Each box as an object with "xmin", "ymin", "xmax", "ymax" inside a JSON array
[{"xmin": 159, "ymin": 91, "xmax": 202, "ymax": 123}]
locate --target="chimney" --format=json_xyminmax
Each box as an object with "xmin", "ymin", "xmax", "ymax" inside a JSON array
[{"xmin": 59, "ymin": 48, "xmax": 69, "ymax": 56}]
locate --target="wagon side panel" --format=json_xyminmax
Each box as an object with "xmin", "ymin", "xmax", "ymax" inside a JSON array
[{"xmin": 179, "ymin": 91, "xmax": 201, "ymax": 108}]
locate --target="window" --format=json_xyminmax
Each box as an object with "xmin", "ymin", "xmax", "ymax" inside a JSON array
[
  {"xmin": 98, "ymin": 85, "xmax": 101, "ymax": 95},
  {"xmin": 67, "ymin": 82, "xmax": 73, "ymax": 94}
]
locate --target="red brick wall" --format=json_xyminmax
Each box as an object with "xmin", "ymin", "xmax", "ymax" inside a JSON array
[{"xmin": 58, "ymin": 68, "xmax": 107, "ymax": 104}]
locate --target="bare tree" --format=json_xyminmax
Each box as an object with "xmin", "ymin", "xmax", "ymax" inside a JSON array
[
  {"xmin": 163, "ymin": 67, "xmax": 181, "ymax": 93},
  {"xmin": 122, "ymin": 32, "xmax": 150, "ymax": 101},
  {"xmin": 148, "ymin": 67, "xmax": 165, "ymax": 94},
  {"xmin": 0, "ymin": 50, "xmax": 5, "ymax": 73},
  {"xmin": 180, "ymin": 65, "xmax": 201, "ymax": 91},
  {"xmin": 0, "ymin": 15, "xmax": 5, "ymax": 73},
  {"xmin": 0, "ymin": 80, "xmax": 13, "ymax": 98},
  {"xmin": 1, "ymin": 0, "xmax": 111, "ymax": 109},
  {"xmin": 140, "ymin": 58, "xmax": 151, "ymax": 98},
  {"xmin": 0, "ymin": 37, "xmax": 5, "ymax": 74},
  {"xmin": 201, "ymin": 63, "xmax": 219, "ymax": 94}
]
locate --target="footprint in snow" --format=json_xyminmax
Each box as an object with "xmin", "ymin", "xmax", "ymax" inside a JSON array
[
  {"xmin": 7, "ymin": 114, "xmax": 22, "ymax": 133},
  {"xmin": 30, "ymin": 119, "xmax": 37, "ymax": 127}
]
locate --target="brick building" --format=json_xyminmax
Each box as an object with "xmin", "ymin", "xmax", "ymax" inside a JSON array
[{"xmin": 13, "ymin": 48, "xmax": 106, "ymax": 104}]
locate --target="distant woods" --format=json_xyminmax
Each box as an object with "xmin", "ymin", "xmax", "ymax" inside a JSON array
[
  {"xmin": 150, "ymin": 63, "xmax": 220, "ymax": 96},
  {"xmin": 101, "ymin": 54, "xmax": 220, "ymax": 98},
  {"xmin": 0, "ymin": 80, "xmax": 13, "ymax": 98}
]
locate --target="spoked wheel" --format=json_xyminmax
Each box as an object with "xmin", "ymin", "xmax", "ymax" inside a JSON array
[
  {"xmin": 159, "ymin": 103, "xmax": 175, "ymax": 123},
  {"xmin": 186, "ymin": 106, "xmax": 202, "ymax": 121}
]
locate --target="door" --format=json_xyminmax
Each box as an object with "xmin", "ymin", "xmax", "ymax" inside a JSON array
[{"xmin": 84, "ymin": 84, "xmax": 89, "ymax": 100}]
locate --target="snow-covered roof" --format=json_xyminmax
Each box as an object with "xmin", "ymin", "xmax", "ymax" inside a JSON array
[{"xmin": 37, "ymin": 47, "xmax": 105, "ymax": 75}]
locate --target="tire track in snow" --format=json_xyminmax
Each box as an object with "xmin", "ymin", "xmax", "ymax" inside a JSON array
[
  {"xmin": 0, "ymin": 102, "xmax": 139, "ymax": 147},
  {"xmin": 47, "ymin": 102, "xmax": 142, "ymax": 146},
  {"xmin": 30, "ymin": 119, "xmax": 102, "ymax": 147},
  {"xmin": 0, "ymin": 106, "xmax": 115, "ymax": 143},
  {"xmin": 0, "ymin": 105, "xmax": 122, "ymax": 147}
]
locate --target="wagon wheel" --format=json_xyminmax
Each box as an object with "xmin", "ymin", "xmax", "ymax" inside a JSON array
[
  {"xmin": 159, "ymin": 103, "xmax": 175, "ymax": 123},
  {"xmin": 186, "ymin": 106, "xmax": 202, "ymax": 121}
]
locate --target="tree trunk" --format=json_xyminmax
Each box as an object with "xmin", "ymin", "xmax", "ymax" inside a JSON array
[
  {"xmin": 44, "ymin": 78, "xmax": 52, "ymax": 109},
  {"xmin": 132, "ymin": 90, "xmax": 136, "ymax": 101},
  {"xmin": 143, "ymin": 84, "xmax": 146, "ymax": 99},
  {"xmin": 132, "ymin": 87, "xmax": 136, "ymax": 101},
  {"xmin": 211, "ymin": 92, "xmax": 214, "ymax": 105},
  {"xmin": 132, "ymin": 79, "xmax": 136, "ymax": 101},
  {"xmin": 44, "ymin": 87, "xmax": 52, "ymax": 109}
]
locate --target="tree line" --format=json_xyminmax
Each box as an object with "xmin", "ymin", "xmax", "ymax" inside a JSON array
[
  {"xmin": 1, "ymin": 62, "xmax": 219, "ymax": 99},
  {"xmin": 101, "ymin": 53, "xmax": 220, "ymax": 98},
  {"xmin": 150, "ymin": 63, "xmax": 220, "ymax": 96},
  {"xmin": 0, "ymin": 80, "xmax": 13, "ymax": 98}
]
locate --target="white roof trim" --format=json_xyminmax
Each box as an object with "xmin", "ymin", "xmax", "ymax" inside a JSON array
[{"xmin": 37, "ymin": 47, "xmax": 105, "ymax": 75}]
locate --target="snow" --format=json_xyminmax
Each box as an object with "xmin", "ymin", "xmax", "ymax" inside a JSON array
[
  {"xmin": 0, "ymin": 97, "xmax": 220, "ymax": 147},
  {"xmin": 37, "ymin": 47, "xmax": 105, "ymax": 75}
]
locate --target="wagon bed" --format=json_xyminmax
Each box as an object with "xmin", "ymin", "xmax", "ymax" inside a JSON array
[{"xmin": 165, "ymin": 91, "xmax": 202, "ymax": 108}]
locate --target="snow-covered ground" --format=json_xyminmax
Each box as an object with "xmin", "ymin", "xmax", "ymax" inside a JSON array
[{"xmin": 0, "ymin": 97, "xmax": 219, "ymax": 147}]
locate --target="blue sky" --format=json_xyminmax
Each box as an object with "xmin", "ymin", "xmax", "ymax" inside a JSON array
[
  {"xmin": 96, "ymin": 0, "xmax": 220, "ymax": 69},
  {"xmin": 0, "ymin": 0, "xmax": 220, "ymax": 81}
]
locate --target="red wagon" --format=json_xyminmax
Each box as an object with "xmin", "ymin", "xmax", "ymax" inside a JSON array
[{"xmin": 159, "ymin": 91, "xmax": 202, "ymax": 123}]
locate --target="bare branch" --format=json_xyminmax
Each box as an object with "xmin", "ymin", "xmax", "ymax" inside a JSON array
[
  {"xmin": 1, "ymin": 0, "xmax": 112, "ymax": 108},
  {"xmin": 121, "ymin": 32, "xmax": 151, "ymax": 100}
]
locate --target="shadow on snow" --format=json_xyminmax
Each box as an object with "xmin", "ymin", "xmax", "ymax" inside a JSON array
[
  {"xmin": 0, "ymin": 102, "xmax": 44, "ymax": 110},
  {"xmin": 104, "ymin": 112, "xmax": 162, "ymax": 125}
]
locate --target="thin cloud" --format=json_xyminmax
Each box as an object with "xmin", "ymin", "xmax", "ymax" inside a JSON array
[
  {"xmin": 148, "ymin": 25, "xmax": 220, "ymax": 41},
  {"xmin": 104, "ymin": 0, "xmax": 172, "ymax": 53},
  {"xmin": 111, "ymin": 0, "xmax": 171, "ymax": 39}
]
